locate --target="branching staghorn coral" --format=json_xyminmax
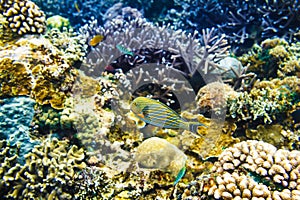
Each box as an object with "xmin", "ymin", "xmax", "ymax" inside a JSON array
[{"xmin": 80, "ymin": 15, "xmax": 229, "ymax": 93}]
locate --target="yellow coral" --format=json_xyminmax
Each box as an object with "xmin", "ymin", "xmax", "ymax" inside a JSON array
[
  {"xmin": 0, "ymin": 36, "xmax": 78, "ymax": 109},
  {"xmin": 0, "ymin": 58, "xmax": 32, "ymax": 97}
]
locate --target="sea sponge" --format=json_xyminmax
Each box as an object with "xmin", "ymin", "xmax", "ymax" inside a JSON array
[{"xmin": 1, "ymin": 0, "xmax": 46, "ymax": 35}]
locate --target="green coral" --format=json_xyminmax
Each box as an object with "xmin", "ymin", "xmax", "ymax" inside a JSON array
[
  {"xmin": 227, "ymin": 76, "xmax": 300, "ymax": 124},
  {"xmin": 46, "ymin": 15, "xmax": 70, "ymax": 30},
  {"xmin": 239, "ymin": 38, "xmax": 300, "ymax": 78}
]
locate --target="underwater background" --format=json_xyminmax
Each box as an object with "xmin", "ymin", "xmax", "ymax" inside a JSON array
[{"xmin": 0, "ymin": 0, "xmax": 300, "ymax": 199}]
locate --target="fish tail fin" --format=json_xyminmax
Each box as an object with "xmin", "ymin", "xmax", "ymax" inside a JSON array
[{"xmin": 188, "ymin": 122, "xmax": 207, "ymax": 135}]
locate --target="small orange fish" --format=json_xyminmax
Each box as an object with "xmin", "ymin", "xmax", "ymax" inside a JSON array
[
  {"xmin": 74, "ymin": 2, "xmax": 80, "ymax": 13},
  {"xmin": 89, "ymin": 35, "xmax": 104, "ymax": 46}
]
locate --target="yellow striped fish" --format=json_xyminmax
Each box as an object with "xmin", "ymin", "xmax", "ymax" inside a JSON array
[{"xmin": 130, "ymin": 97, "xmax": 206, "ymax": 134}]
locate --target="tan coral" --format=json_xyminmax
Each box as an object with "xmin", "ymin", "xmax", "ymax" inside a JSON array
[
  {"xmin": 208, "ymin": 140, "xmax": 300, "ymax": 199},
  {"xmin": 0, "ymin": 58, "xmax": 32, "ymax": 96},
  {"xmin": 3, "ymin": 138, "xmax": 86, "ymax": 199},
  {"xmin": 135, "ymin": 137, "xmax": 187, "ymax": 176},
  {"xmin": 196, "ymin": 82, "xmax": 238, "ymax": 115}
]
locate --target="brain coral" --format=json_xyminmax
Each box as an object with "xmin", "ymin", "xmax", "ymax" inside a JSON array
[
  {"xmin": 1, "ymin": 138, "xmax": 86, "ymax": 199},
  {"xmin": 0, "ymin": 0, "xmax": 46, "ymax": 35}
]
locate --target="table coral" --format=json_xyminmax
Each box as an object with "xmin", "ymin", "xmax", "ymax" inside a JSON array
[
  {"xmin": 0, "ymin": 0, "xmax": 46, "ymax": 35},
  {"xmin": 2, "ymin": 138, "xmax": 86, "ymax": 199}
]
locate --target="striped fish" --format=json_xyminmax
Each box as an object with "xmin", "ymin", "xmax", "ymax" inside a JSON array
[{"xmin": 130, "ymin": 97, "xmax": 206, "ymax": 134}]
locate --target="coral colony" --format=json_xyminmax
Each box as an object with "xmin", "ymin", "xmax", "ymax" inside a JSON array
[{"xmin": 0, "ymin": 0, "xmax": 300, "ymax": 199}]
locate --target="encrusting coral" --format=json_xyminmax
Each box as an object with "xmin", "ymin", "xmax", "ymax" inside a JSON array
[
  {"xmin": 0, "ymin": 0, "xmax": 46, "ymax": 35},
  {"xmin": 0, "ymin": 96, "xmax": 39, "ymax": 160},
  {"xmin": 1, "ymin": 138, "xmax": 86, "ymax": 199},
  {"xmin": 0, "ymin": 35, "xmax": 79, "ymax": 109}
]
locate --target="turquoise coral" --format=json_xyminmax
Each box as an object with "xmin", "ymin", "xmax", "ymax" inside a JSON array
[{"xmin": 0, "ymin": 96, "xmax": 39, "ymax": 161}]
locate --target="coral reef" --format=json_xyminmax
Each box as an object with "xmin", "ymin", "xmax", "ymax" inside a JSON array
[
  {"xmin": 45, "ymin": 27, "xmax": 88, "ymax": 66},
  {"xmin": 239, "ymin": 38, "xmax": 300, "ymax": 79},
  {"xmin": 80, "ymin": 13, "xmax": 229, "ymax": 100},
  {"xmin": 161, "ymin": 0, "xmax": 300, "ymax": 51},
  {"xmin": 32, "ymin": 0, "xmax": 119, "ymax": 29},
  {"xmin": 0, "ymin": 96, "xmax": 39, "ymax": 160},
  {"xmin": 1, "ymin": 138, "xmax": 86, "ymax": 199},
  {"xmin": 0, "ymin": 0, "xmax": 46, "ymax": 35}
]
